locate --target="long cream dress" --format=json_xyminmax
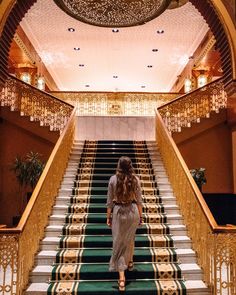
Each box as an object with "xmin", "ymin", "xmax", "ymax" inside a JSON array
[{"xmin": 107, "ymin": 175, "xmax": 142, "ymax": 272}]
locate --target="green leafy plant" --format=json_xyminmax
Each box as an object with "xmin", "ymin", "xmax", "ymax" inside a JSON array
[
  {"xmin": 12, "ymin": 151, "xmax": 45, "ymax": 189},
  {"xmin": 190, "ymin": 168, "xmax": 207, "ymax": 191}
]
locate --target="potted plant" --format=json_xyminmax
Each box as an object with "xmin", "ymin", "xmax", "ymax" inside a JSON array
[
  {"xmin": 190, "ymin": 167, "xmax": 207, "ymax": 192},
  {"xmin": 12, "ymin": 151, "xmax": 45, "ymax": 223}
]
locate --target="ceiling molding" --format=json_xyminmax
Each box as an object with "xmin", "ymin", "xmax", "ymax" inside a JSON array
[
  {"xmin": 193, "ymin": 35, "xmax": 216, "ymax": 68},
  {"xmin": 13, "ymin": 33, "xmax": 35, "ymax": 65}
]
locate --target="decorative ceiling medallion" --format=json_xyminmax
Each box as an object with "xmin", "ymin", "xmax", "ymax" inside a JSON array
[{"xmin": 53, "ymin": 0, "xmax": 172, "ymax": 27}]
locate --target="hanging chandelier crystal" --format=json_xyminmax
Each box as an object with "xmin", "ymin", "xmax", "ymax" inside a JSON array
[{"xmin": 53, "ymin": 0, "xmax": 172, "ymax": 27}]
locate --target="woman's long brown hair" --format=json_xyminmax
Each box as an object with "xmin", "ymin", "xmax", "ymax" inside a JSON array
[{"xmin": 115, "ymin": 156, "xmax": 138, "ymax": 203}]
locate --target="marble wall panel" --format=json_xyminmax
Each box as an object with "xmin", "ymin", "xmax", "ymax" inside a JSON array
[{"xmin": 75, "ymin": 116, "xmax": 155, "ymax": 140}]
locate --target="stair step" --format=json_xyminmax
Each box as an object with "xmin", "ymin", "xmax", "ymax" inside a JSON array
[
  {"xmin": 52, "ymin": 204, "xmax": 179, "ymax": 215},
  {"xmin": 48, "ymin": 213, "xmax": 183, "ymax": 225},
  {"xmin": 55, "ymin": 195, "xmax": 177, "ymax": 205},
  {"xmin": 30, "ymin": 263, "xmax": 202, "ymax": 282},
  {"xmin": 36, "ymin": 247, "xmax": 195, "ymax": 265},
  {"xmin": 45, "ymin": 223, "xmax": 186, "ymax": 237},
  {"xmin": 40, "ymin": 235, "xmax": 191, "ymax": 250},
  {"xmin": 25, "ymin": 280, "xmax": 210, "ymax": 295}
]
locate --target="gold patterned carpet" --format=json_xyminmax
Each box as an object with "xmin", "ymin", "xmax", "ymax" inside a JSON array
[{"xmin": 48, "ymin": 140, "xmax": 186, "ymax": 294}]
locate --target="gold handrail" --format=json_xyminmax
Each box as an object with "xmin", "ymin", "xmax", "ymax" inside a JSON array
[
  {"xmin": 0, "ymin": 108, "xmax": 76, "ymax": 295},
  {"xmin": 1, "ymin": 74, "xmax": 73, "ymax": 132},
  {"xmin": 155, "ymin": 110, "xmax": 236, "ymax": 294},
  {"xmin": 157, "ymin": 78, "xmax": 227, "ymax": 134}
]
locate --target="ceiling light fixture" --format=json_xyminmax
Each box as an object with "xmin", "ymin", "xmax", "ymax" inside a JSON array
[
  {"xmin": 68, "ymin": 27, "xmax": 75, "ymax": 32},
  {"xmin": 152, "ymin": 49, "xmax": 158, "ymax": 52},
  {"xmin": 37, "ymin": 76, "xmax": 46, "ymax": 91},
  {"xmin": 54, "ymin": 0, "xmax": 172, "ymax": 27},
  {"xmin": 184, "ymin": 78, "xmax": 192, "ymax": 93},
  {"xmin": 79, "ymin": 64, "xmax": 84, "ymax": 67},
  {"xmin": 113, "ymin": 75, "xmax": 118, "ymax": 78},
  {"xmin": 197, "ymin": 71, "xmax": 208, "ymax": 88},
  {"xmin": 74, "ymin": 47, "xmax": 80, "ymax": 51},
  {"xmin": 112, "ymin": 28, "xmax": 119, "ymax": 33},
  {"xmin": 147, "ymin": 65, "xmax": 153, "ymax": 68},
  {"xmin": 157, "ymin": 29, "xmax": 164, "ymax": 34}
]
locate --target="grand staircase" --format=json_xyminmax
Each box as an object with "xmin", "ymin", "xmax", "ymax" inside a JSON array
[{"xmin": 25, "ymin": 140, "xmax": 210, "ymax": 294}]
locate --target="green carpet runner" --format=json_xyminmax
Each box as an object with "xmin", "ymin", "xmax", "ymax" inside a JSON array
[{"xmin": 47, "ymin": 140, "xmax": 186, "ymax": 294}]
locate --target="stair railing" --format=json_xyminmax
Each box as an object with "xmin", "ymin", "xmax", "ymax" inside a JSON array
[
  {"xmin": 158, "ymin": 78, "xmax": 227, "ymax": 134},
  {"xmin": 155, "ymin": 81, "xmax": 236, "ymax": 295},
  {"xmin": 0, "ymin": 75, "xmax": 76, "ymax": 295},
  {"xmin": 1, "ymin": 74, "xmax": 73, "ymax": 133},
  {"xmin": 51, "ymin": 91, "xmax": 179, "ymax": 116}
]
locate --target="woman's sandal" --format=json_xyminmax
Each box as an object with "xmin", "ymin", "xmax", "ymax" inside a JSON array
[
  {"xmin": 128, "ymin": 261, "xmax": 134, "ymax": 271},
  {"xmin": 118, "ymin": 279, "xmax": 125, "ymax": 291}
]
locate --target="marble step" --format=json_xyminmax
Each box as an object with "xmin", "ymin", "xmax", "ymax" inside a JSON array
[
  {"xmin": 48, "ymin": 213, "xmax": 183, "ymax": 225},
  {"xmin": 35, "ymin": 247, "xmax": 195, "ymax": 265},
  {"xmin": 66, "ymin": 162, "xmax": 165, "ymax": 169},
  {"xmin": 44, "ymin": 224, "xmax": 187, "ymax": 237},
  {"xmin": 63, "ymin": 169, "xmax": 168, "ymax": 176},
  {"xmin": 69, "ymin": 154, "xmax": 161, "ymax": 160},
  {"xmin": 61, "ymin": 176, "xmax": 170, "ymax": 183},
  {"xmin": 61, "ymin": 176, "xmax": 170, "ymax": 185},
  {"xmin": 40, "ymin": 235, "xmax": 191, "ymax": 250},
  {"xmin": 25, "ymin": 280, "xmax": 210, "ymax": 295},
  {"xmin": 60, "ymin": 182, "xmax": 172, "ymax": 190},
  {"xmin": 55, "ymin": 195, "xmax": 177, "ymax": 205},
  {"xmin": 29, "ymin": 263, "xmax": 203, "ymax": 282},
  {"xmin": 51, "ymin": 204, "xmax": 179, "ymax": 215}
]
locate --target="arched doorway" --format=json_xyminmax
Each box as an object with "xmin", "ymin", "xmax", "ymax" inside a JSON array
[{"xmin": 0, "ymin": 0, "xmax": 235, "ymax": 88}]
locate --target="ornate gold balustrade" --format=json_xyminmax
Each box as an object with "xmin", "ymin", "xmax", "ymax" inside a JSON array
[
  {"xmin": 158, "ymin": 78, "xmax": 227, "ymax": 134},
  {"xmin": 1, "ymin": 75, "xmax": 73, "ymax": 132},
  {"xmin": 155, "ymin": 111, "xmax": 236, "ymax": 295},
  {"xmin": 0, "ymin": 108, "xmax": 76, "ymax": 295},
  {"xmin": 51, "ymin": 91, "xmax": 178, "ymax": 116}
]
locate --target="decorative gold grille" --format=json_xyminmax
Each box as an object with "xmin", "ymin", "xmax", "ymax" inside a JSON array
[
  {"xmin": 1, "ymin": 75, "xmax": 73, "ymax": 133},
  {"xmin": 158, "ymin": 78, "xmax": 227, "ymax": 134},
  {"xmin": 51, "ymin": 92, "xmax": 178, "ymax": 116},
  {"xmin": 155, "ymin": 111, "xmax": 236, "ymax": 295}
]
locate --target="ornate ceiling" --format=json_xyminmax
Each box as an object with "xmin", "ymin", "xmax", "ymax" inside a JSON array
[
  {"xmin": 20, "ymin": 0, "xmax": 209, "ymax": 92},
  {"xmin": 53, "ymin": 0, "xmax": 172, "ymax": 27}
]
